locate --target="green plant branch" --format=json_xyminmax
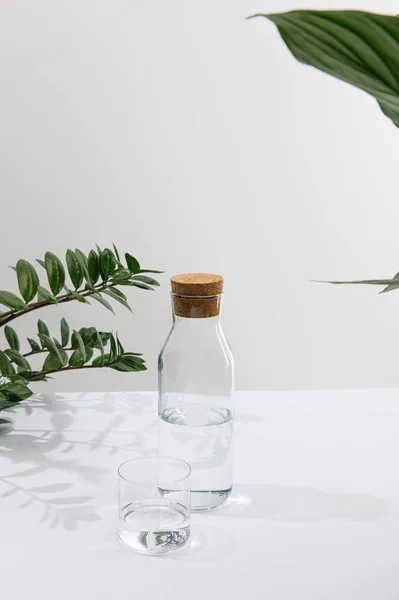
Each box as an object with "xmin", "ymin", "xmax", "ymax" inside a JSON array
[
  {"xmin": 0, "ymin": 281, "xmax": 119, "ymax": 327},
  {"xmin": 0, "ymin": 245, "xmax": 160, "ymax": 415}
]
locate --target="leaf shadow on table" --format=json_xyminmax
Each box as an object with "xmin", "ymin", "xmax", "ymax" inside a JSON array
[
  {"xmin": 0, "ymin": 392, "xmax": 155, "ymax": 531},
  {"xmin": 207, "ymin": 484, "xmax": 389, "ymax": 522}
]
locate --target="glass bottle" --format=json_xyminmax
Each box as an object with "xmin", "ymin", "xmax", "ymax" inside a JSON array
[{"xmin": 158, "ymin": 273, "xmax": 234, "ymax": 511}]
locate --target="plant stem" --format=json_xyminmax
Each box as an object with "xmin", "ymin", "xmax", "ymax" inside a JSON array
[{"xmin": 0, "ymin": 281, "xmax": 119, "ymax": 327}]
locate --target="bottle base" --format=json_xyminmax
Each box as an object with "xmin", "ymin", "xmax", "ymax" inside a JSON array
[{"xmin": 191, "ymin": 488, "xmax": 232, "ymax": 512}]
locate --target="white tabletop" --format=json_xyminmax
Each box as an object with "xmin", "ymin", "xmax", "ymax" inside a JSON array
[{"xmin": 1, "ymin": 390, "xmax": 399, "ymax": 600}]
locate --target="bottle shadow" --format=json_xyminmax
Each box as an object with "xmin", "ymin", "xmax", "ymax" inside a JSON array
[{"xmin": 209, "ymin": 483, "xmax": 390, "ymax": 522}]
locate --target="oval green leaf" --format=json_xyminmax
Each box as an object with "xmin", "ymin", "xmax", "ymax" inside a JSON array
[
  {"xmin": 74, "ymin": 249, "xmax": 90, "ymax": 284},
  {"xmin": 0, "ymin": 291, "xmax": 27, "ymax": 311},
  {"xmin": 60, "ymin": 318, "xmax": 70, "ymax": 347},
  {"xmin": 16, "ymin": 259, "xmax": 39, "ymax": 302},
  {"xmin": 43, "ymin": 352, "xmax": 62, "ymax": 371},
  {"xmin": 37, "ymin": 286, "xmax": 58, "ymax": 304},
  {"xmin": 125, "ymin": 253, "xmax": 140, "ymax": 274},
  {"xmin": 66, "ymin": 250, "xmax": 83, "ymax": 290},
  {"xmin": 4, "ymin": 325, "xmax": 20, "ymax": 351},
  {"xmin": 0, "ymin": 351, "xmax": 15, "ymax": 376},
  {"xmin": 88, "ymin": 250, "xmax": 99, "ymax": 285},
  {"xmin": 37, "ymin": 320, "xmax": 50, "ymax": 338},
  {"xmin": 91, "ymin": 293, "xmax": 114, "ymax": 313},
  {"xmin": 131, "ymin": 275, "xmax": 160, "ymax": 286},
  {"xmin": 27, "ymin": 337, "xmax": 41, "ymax": 353},
  {"xmin": 4, "ymin": 349, "xmax": 31, "ymax": 371},
  {"xmin": 44, "ymin": 252, "xmax": 65, "ymax": 295},
  {"xmin": 99, "ymin": 249, "xmax": 116, "ymax": 280}
]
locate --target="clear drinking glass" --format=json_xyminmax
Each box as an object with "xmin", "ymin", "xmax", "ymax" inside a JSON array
[
  {"xmin": 118, "ymin": 457, "xmax": 191, "ymax": 555},
  {"xmin": 158, "ymin": 274, "xmax": 234, "ymax": 512}
]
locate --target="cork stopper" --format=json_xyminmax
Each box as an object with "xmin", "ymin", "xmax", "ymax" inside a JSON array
[{"xmin": 171, "ymin": 273, "xmax": 223, "ymax": 318}]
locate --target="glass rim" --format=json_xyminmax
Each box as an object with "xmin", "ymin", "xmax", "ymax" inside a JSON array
[
  {"xmin": 171, "ymin": 293, "xmax": 223, "ymax": 300},
  {"xmin": 117, "ymin": 456, "xmax": 191, "ymax": 484}
]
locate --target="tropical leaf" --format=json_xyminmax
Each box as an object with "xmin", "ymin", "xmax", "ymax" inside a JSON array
[
  {"xmin": 16, "ymin": 259, "xmax": 39, "ymax": 302},
  {"xmin": 44, "ymin": 252, "xmax": 65, "ymax": 295},
  {"xmin": 4, "ymin": 326, "xmax": 20, "ymax": 351},
  {"xmin": 250, "ymin": 10, "xmax": 399, "ymax": 127},
  {"xmin": 315, "ymin": 278, "xmax": 399, "ymax": 286},
  {"xmin": 66, "ymin": 250, "xmax": 83, "ymax": 290}
]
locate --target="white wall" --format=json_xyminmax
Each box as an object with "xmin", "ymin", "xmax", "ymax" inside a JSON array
[{"xmin": 1, "ymin": 0, "xmax": 398, "ymax": 393}]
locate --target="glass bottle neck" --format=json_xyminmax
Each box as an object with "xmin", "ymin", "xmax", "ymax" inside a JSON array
[{"xmin": 171, "ymin": 293, "xmax": 223, "ymax": 321}]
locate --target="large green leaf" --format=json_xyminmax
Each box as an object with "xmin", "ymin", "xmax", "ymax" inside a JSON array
[
  {"xmin": 44, "ymin": 252, "xmax": 65, "ymax": 295},
  {"xmin": 16, "ymin": 259, "xmax": 39, "ymax": 302},
  {"xmin": 250, "ymin": 10, "xmax": 399, "ymax": 127}
]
